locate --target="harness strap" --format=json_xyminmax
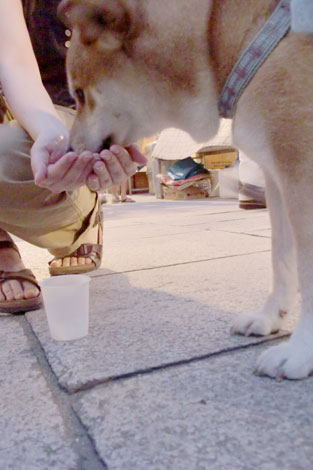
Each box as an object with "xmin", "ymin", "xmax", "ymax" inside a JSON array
[{"xmin": 218, "ymin": 0, "xmax": 291, "ymax": 119}]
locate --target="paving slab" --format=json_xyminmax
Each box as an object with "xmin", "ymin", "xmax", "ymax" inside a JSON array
[
  {"xmin": 99, "ymin": 229, "xmax": 270, "ymax": 272},
  {"xmin": 2, "ymin": 196, "xmax": 305, "ymax": 469},
  {"xmin": 26, "ymin": 251, "xmax": 297, "ymax": 392},
  {"xmin": 205, "ymin": 212, "xmax": 271, "ymax": 236},
  {"xmin": 0, "ymin": 318, "xmax": 77, "ymax": 470},
  {"xmin": 101, "ymin": 215, "xmax": 271, "ymax": 242},
  {"xmin": 99, "ymin": 199, "xmax": 271, "ymax": 272},
  {"xmin": 100, "ymin": 200, "xmax": 245, "ymax": 234},
  {"xmin": 102, "ymin": 197, "xmax": 241, "ymax": 220},
  {"xmin": 14, "ymin": 219, "xmax": 271, "ymax": 280},
  {"xmin": 101, "ymin": 198, "xmax": 268, "ymax": 230},
  {"xmin": 73, "ymin": 344, "xmax": 313, "ymax": 470},
  {"xmin": 14, "ymin": 198, "xmax": 270, "ymax": 279}
]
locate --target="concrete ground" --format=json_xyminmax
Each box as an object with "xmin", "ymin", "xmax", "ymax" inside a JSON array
[{"xmin": 0, "ymin": 194, "xmax": 310, "ymax": 470}]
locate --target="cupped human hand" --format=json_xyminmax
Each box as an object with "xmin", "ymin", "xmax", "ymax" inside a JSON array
[
  {"xmin": 31, "ymin": 131, "xmax": 148, "ymax": 194},
  {"xmin": 43, "ymin": 150, "xmax": 96, "ymax": 193},
  {"xmin": 31, "ymin": 126, "xmax": 69, "ymax": 184},
  {"xmin": 31, "ymin": 127, "xmax": 96, "ymax": 193},
  {"xmin": 87, "ymin": 144, "xmax": 148, "ymax": 192}
]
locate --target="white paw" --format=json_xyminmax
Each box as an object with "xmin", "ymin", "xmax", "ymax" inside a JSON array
[
  {"xmin": 231, "ymin": 313, "xmax": 283, "ymax": 337},
  {"xmin": 256, "ymin": 340, "xmax": 313, "ymax": 380}
]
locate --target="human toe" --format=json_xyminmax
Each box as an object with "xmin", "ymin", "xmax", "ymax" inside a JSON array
[
  {"xmin": 49, "ymin": 258, "xmax": 63, "ymax": 268},
  {"xmin": 1, "ymin": 280, "xmax": 16, "ymax": 301},
  {"xmin": 23, "ymin": 281, "xmax": 40, "ymax": 299},
  {"xmin": 0, "ymin": 279, "xmax": 39, "ymax": 301},
  {"xmin": 77, "ymin": 256, "xmax": 92, "ymax": 266}
]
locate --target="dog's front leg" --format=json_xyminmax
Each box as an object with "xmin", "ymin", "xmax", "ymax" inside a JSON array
[
  {"xmin": 256, "ymin": 168, "xmax": 313, "ymax": 379},
  {"xmin": 232, "ymin": 172, "xmax": 298, "ymax": 336}
]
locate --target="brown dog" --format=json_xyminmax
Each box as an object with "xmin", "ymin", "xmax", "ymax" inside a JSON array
[{"xmin": 59, "ymin": 0, "xmax": 313, "ymax": 380}]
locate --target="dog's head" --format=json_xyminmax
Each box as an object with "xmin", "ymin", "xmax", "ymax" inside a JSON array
[{"xmin": 58, "ymin": 0, "xmax": 219, "ymax": 152}]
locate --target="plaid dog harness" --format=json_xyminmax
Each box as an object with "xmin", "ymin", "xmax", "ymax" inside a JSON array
[{"xmin": 218, "ymin": 0, "xmax": 291, "ymax": 119}]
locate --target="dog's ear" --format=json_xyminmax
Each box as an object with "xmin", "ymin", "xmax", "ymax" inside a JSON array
[{"xmin": 58, "ymin": 0, "xmax": 131, "ymax": 51}]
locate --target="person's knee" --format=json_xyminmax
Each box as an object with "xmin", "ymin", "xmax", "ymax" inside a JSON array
[
  {"xmin": 0, "ymin": 121, "xmax": 32, "ymax": 156},
  {"xmin": 0, "ymin": 121, "xmax": 33, "ymax": 182}
]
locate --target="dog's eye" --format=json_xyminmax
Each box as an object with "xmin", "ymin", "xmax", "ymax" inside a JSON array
[{"xmin": 75, "ymin": 88, "xmax": 85, "ymax": 105}]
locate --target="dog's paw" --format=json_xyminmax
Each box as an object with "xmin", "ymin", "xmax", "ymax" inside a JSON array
[
  {"xmin": 231, "ymin": 313, "xmax": 283, "ymax": 337},
  {"xmin": 256, "ymin": 341, "xmax": 313, "ymax": 380}
]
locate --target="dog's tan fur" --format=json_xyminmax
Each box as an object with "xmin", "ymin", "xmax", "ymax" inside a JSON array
[{"xmin": 59, "ymin": 0, "xmax": 313, "ymax": 379}]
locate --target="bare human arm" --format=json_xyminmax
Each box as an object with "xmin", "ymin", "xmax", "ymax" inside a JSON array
[
  {"xmin": 0, "ymin": 0, "xmax": 95, "ymax": 190},
  {"xmin": 0, "ymin": 0, "xmax": 69, "ymax": 180}
]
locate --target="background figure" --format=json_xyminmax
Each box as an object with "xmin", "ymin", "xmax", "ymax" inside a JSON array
[
  {"xmin": 111, "ymin": 180, "xmax": 135, "ymax": 204},
  {"xmin": 238, "ymin": 152, "xmax": 266, "ymax": 210}
]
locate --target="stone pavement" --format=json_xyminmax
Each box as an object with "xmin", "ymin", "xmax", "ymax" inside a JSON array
[{"xmin": 0, "ymin": 194, "xmax": 311, "ymax": 470}]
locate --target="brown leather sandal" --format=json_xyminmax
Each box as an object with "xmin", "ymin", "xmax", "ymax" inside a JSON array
[
  {"xmin": 48, "ymin": 204, "xmax": 103, "ymax": 276},
  {"xmin": 0, "ymin": 240, "xmax": 42, "ymax": 314}
]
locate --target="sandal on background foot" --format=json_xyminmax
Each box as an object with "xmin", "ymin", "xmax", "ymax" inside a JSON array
[
  {"xmin": 121, "ymin": 196, "xmax": 136, "ymax": 203},
  {"xmin": 48, "ymin": 204, "xmax": 103, "ymax": 276},
  {"xmin": 0, "ymin": 240, "xmax": 42, "ymax": 314},
  {"xmin": 111, "ymin": 196, "xmax": 121, "ymax": 204}
]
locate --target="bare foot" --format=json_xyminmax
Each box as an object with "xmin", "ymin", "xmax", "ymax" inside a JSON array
[{"xmin": 0, "ymin": 230, "xmax": 40, "ymax": 302}]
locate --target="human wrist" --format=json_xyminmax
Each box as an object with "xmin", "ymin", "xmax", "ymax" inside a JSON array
[{"xmin": 30, "ymin": 112, "xmax": 69, "ymax": 143}]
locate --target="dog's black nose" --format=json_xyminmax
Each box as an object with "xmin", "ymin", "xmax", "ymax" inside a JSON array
[{"xmin": 99, "ymin": 136, "xmax": 113, "ymax": 152}]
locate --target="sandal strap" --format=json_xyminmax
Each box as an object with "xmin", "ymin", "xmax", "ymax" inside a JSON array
[
  {"xmin": 0, "ymin": 268, "xmax": 40, "ymax": 291},
  {"xmin": 48, "ymin": 243, "xmax": 102, "ymax": 266},
  {"xmin": 70, "ymin": 243, "xmax": 102, "ymax": 257},
  {"xmin": 72, "ymin": 200, "xmax": 103, "ymax": 257},
  {"xmin": 0, "ymin": 240, "xmax": 21, "ymax": 258}
]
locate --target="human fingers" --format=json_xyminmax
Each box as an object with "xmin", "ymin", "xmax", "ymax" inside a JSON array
[
  {"xmin": 77, "ymin": 153, "xmax": 96, "ymax": 186},
  {"xmin": 47, "ymin": 151, "xmax": 94, "ymax": 192},
  {"xmin": 31, "ymin": 144, "xmax": 49, "ymax": 185},
  {"xmin": 43, "ymin": 152, "xmax": 78, "ymax": 192},
  {"xmin": 125, "ymin": 144, "xmax": 148, "ymax": 166},
  {"xmin": 92, "ymin": 158, "xmax": 114, "ymax": 191},
  {"xmin": 86, "ymin": 172, "xmax": 101, "ymax": 192},
  {"xmin": 99, "ymin": 149, "xmax": 130, "ymax": 186},
  {"xmin": 32, "ymin": 154, "xmax": 48, "ymax": 185},
  {"xmin": 63, "ymin": 151, "xmax": 94, "ymax": 187},
  {"xmin": 31, "ymin": 130, "xmax": 69, "ymax": 185},
  {"xmin": 108, "ymin": 145, "xmax": 138, "ymax": 176}
]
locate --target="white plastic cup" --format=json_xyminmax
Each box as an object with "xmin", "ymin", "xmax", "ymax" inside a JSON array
[{"xmin": 40, "ymin": 275, "xmax": 90, "ymax": 341}]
